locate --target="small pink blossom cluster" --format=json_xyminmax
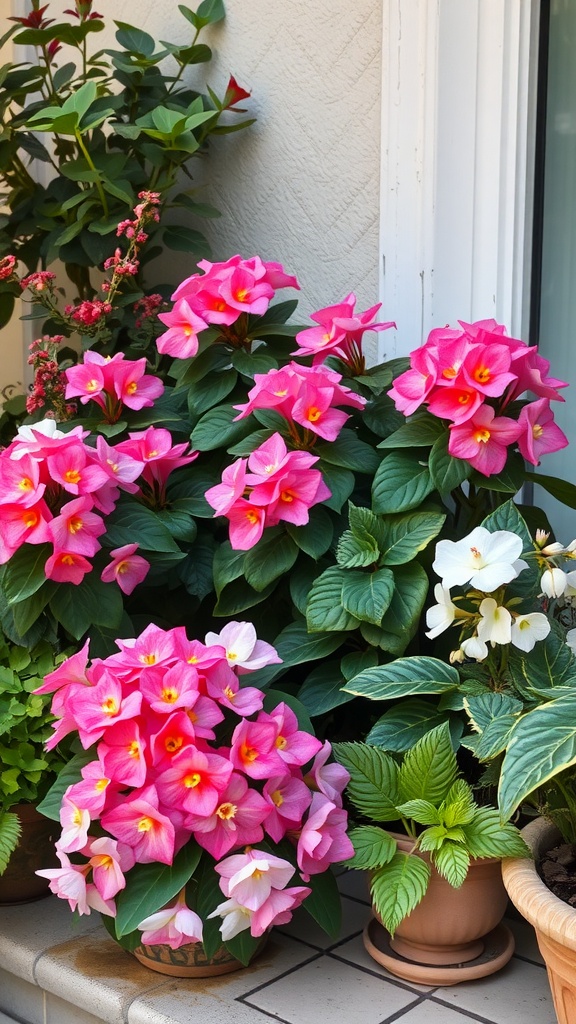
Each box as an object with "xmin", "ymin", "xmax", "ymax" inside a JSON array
[
  {"xmin": 20, "ymin": 269, "xmax": 57, "ymax": 293},
  {"xmin": 64, "ymin": 299, "xmax": 112, "ymax": 327},
  {"xmin": 36, "ymin": 621, "xmax": 352, "ymax": 946},
  {"xmin": 156, "ymin": 254, "xmax": 300, "ymax": 359},
  {"xmin": 0, "ymin": 420, "xmax": 194, "ymax": 587},
  {"xmin": 234, "ymin": 361, "xmax": 367, "ymax": 443},
  {"xmin": 205, "ymin": 433, "xmax": 331, "ymax": 550},
  {"xmin": 133, "ymin": 293, "xmax": 164, "ymax": 328},
  {"xmin": 0, "ymin": 254, "xmax": 17, "ymax": 281},
  {"xmin": 26, "ymin": 335, "xmax": 77, "ymax": 420},
  {"xmin": 388, "ymin": 319, "xmax": 569, "ymax": 476},
  {"xmin": 64, "ymin": 350, "xmax": 164, "ymax": 423},
  {"xmin": 292, "ymin": 293, "xmax": 395, "ymax": 372}
]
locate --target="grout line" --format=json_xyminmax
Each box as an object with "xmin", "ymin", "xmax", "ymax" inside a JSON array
[
  {"xmin": 326, "ymin": 948, "xmax": 435, "ymax": 996},
  {"xmin": 237, "ymin": 950, "xmax": 324, "ymax": 1000},
  {"xmin": 512, "ymin": 952, "xmax": 547, "ymax": 969},
  {"xmin": 375, "ymin": 994, "xmax": 428, "ymax": 1024},
  {"xmin": 429, "ymin": 993, "xmax": 518, "ymax": 1023},
  {"xmin": 239, "ymin": 998, "xmax": 295, "ymax": 1024}
]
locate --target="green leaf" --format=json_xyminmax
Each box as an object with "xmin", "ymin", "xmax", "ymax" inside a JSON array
[
  {"xmin": 347, "ymin": 826, "xmax": 397, "ymax": 870},
  {"xmin": 527, "ymin": 471, "xmax": 576, "ymax": 510},
  {"xmin": 396, "ymin": 799, "xmax": 440, "ymax": 826},
  {"xmin": 50, "ymin": 576, "xmax": 124, "ymax": 640},
  {"xmin": 2, "ymin": 545, "xmax": 51, "ymax": 605},
  {"xmin": 115, "ymin": 842, "xmax": 202, "ymax": 937},
  {"xmin": 372, "ymin": 453, "xmax": 435, "ymax": 514},
  {"xmin": 163, "ymin": 225, "xmax": 211, "ymax": 256},
  {"xmin": 286, "ymin": 507, "xmax": 334, "ymax": 558},
  {"xmin": 336, "ymin": 529, "xmax": 380, "ymax": 569},
  {"xmin": 12, "ymin": 583, "xmax": 56, "ymax": 636},
  {"xmin": 213, "ymin": 579, "xmax": 276, "ymax": 616},
  {"xmin": 463, "ymin": 809, "xmax": 529, "ymax": 859},
  {"xmin": 212, "ymin": 542, "xmax": 246, "ymax": 597},
  {"xmin": 302, "ymin": 867, "xmax": 341, "ymax": 939},
  {"xmin": 398, "ymin": 723, "xmax": 458, "ymax": 804},
  {"xmin": 341, "ymin": 649, "xmax": 379, "ymax": 680},
  {"xmin": 36, "ymin": 751, "xmax": 94, "ymax": 821},
  {"xmin": 306, "ymin": 567, "xmax": 359, "ymax": 632},
  {"xmin": 0, "ymin": 811, "xmax": 22, "ymax": 875},
  {"xmin": 499, "ymin": 692, "xmax": 576, "ymax": 821},
  {"xmin": 343, "ymin": 656, "xmax": 459, "ymax": 700},
  {"xmin": 243, "ymin": 533, "xmax": 298, "ymax": 591},
  {"xmin": 463, "ymin": 693, "xmax": 522, "ymax": 760},
  {"xmin": 367, "ymin": 698, "xmax": 449, "ymax": 753},
  {"xmin": 333, "ymin": 742, "xmax": 400, "ymax": 820},
  {"xmin": 432, "ymin": 843, "xmax": 470, "ymax": 888},
  {"xmin": 115, "ymin": 22, "xmax": 156, "ymax": 55},
  {"xmin": 378, "ymin": 415, "xmax": 446, "ymax": 449},
  {"xmin": 379, "ymin": 562, "xmax": 430, "ymax": 646},
  {"xmin": 318, "ymin": 464, "xmax": 355, "ymax": 512},
  {"xmin": 248, "ymin": 622, "xmax": 346, "ymax": 690},
  {"xmin": 472, "ymin": 452, "xmax": 525, "ymax": 494},
  {"xmin": 429, "ymin": 438, "xmax": 473, "ymax": 494},
  {"xmin": 316, "ymin": 430, "xmax": 381, "ymax": 474},
  {"xmin": 370, "ymin": 854, "xmax": 430, "ymax": 936},
  {"xmin": 297, "ymin": 663, "xmax": 355, "ymax": 716},
  {"xmin": 379, "ymin": 511, "xmax": 446, "ymax": 566},
  {"xmin": 341, "ymin": 568, "xmax": 394, "ymax": 625},
  {"xmin": 191, "ymin": 404, "xmax": 254, "ymax": 451},
  {"xmin": 105, "ymin": 503, "xmax": 181, "ymax": 553}
]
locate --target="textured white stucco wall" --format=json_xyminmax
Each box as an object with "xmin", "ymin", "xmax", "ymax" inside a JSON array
[{"xmin": 32, "ymin": 0, "xmax": 383, "ymax": 321}]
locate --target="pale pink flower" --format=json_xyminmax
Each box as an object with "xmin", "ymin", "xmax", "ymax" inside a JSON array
[
  {"xmin": 66, "ymin": 759, "xmax": 113, "ymax": 815},
  {"xmin": 101, "ymin": 785, "xmax": 175, "ymax": 864},
  {"xmin": 57, "ymin": 794, "xmax": 91, "ymax": 853},
  {"xmin": 138, "ymin": 891, "xmax": 203, "ymax": 949},
  {"xmin": 517, "ymin": 398, "xmax": 569, "ymax": 466},
  {"xmin": 263, "ymin": 774, "xmax": 312, "ymax": 842},
  {"xmin": 156, "ymin": 298, "xmax": 208, "ymax": 359},
  {"xmin": 100, "ymin": 544, "xmax": 150, "ymax": 595},
  {"xmin": 204, "ymin": 621, "xmax": 281, "ymax": 673},
  {"xmin": 296, "ymin": 793, "xmax": 354, "ymax": 876},
  {"xmin": 85, "ymin": 836, "xmax": 129, "ymax": 901},
  {"xmin": 448, "ymin": 405, "xmax": 520, "ymax": 476},
  {"xmin": 70, "ymin": 674, "xmax": 142, "ymax": 747},
  {"xmin": 216, "ymin": 849, "xmax": 296, "ymax": 910},
  {"xmin": 186, "ymin": 773, "xmax": 270, "ymax": 859},
  {"xmin": 261, "ymin": 703, "xmax": 323, "ymax": 767},
  {"xmin": 303, "ymin": 741, "xmax": 350, "ymax": 807}
]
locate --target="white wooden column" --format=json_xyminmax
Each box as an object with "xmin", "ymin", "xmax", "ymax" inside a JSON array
[{"xmin": 379, "ymin": 0, "xmax": 540, "ymax": 358}]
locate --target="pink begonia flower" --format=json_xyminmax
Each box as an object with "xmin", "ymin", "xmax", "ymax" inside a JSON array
[
  {"xmin": 112, "ymin": 623, "xmax": 179, "ymax": 679},
  {"xmin": 230, "ymin": 719, "xmax": 287, "ymax": 779},
  {"xmin": 216, "ymin": 849, "xmax": 296, "ymax": 910},
  {"xmin": 0, "ymin": 452, "xmax": 45, "ymax": 505},
  {"xmin": 217, "ymin": 265, "xmax": 274, "ymax": 316},
  {"xmin": 34, "ymin": 639, "xmax": 91, "ymax": 695},
  {"xmin": 185, "ymin": 693, "xmax": 225, "ymax": 740},
  {"xmin": 149, "ymin": 710, "xmax": 199, "ymax": 768},
  {"xmin": 204, "ymin": 621, "xmax": 281, "ymax": 673},
  {"xmin": 388, "ymin": 345, "xmax": 440, "ymax": 416},
  {"xmin": 170, "ymin": 254, "xmax": 298, "ymax": 329},
  {"xmin": 263, "ymin": 774, "xmax": 313, "ymax": 842},
  {"xmin": 251, "ymin": 467, "xmax": 330, "ymax": 527},
  {"xmin": 66, "ymin": 759, "xmax": 113, "ymax": 815},
  {"xmin": 98, "ymin": 720, "xmax": 148, "ymax": 788},
  {"xmin": 204, "ymin": 458, "xmax": 248, "ymax": 517},
  {"xmin": 186, "ymin": 772, "xmax": 271, "ymax": 859},
  {"xmin": 111, "ymin": 358, "xmax": 164, "ymax": 411},
  {"xmin": 47, "ymin": 442, "xmax": 110, "ymax": 497},
  {"xmin": 504, "ymin": 345, "xmax": 568, "ymax": 403},
  {"xmin": 57, "ymin": 794, "xmax": 91, "ymax": 853},
  {"xmin": 426, "ymin": 384, "xmax": 484, "ymax": 424},
  {"xmin": 207, "ymin": 896, "xmax": 253, "ymax": 940},
  {"xmin": 100, "ymin": 544, "xmax": 150, "ymax": 595},
  {"xmin": 303, "ymin": 741, "xmax": 350, "ymax": 807},
  {"xmin": 261, "ymin": 703, "xmax": 323, "ymax": 767},
  {"xmin": 0, "ymin": 500, "xmax": 53, "ymax": 561},
  {"xmin": 233, "ymin": 366, "xmax": 301, "ymax": 420},
  {"xmin": 156, "ymin": 298, "xmax": 209, "ymax": 359},
  {"xmin": 204, "ymin": 661, "xmax": 264, "ymax": 716},
  {"xmin": 296, "ymin": 792, "xmax": 354, "ymax": 877},
  {"xmin": 290, "ymin": 383, "xmax": 351, "ymax": 441},
  {"xmin": 36, "ymin": 850, "xmax": 115, "ymax": 917},
  {"xmin": 138, "ymin": 891, "xmax": 203, "ymax": 949},
  {"xmin": 227, "ymin": 499, "xmax": 267, "ymax": 550},
  {"xmin": 65, "ymin": 361, "xmax": 106, "ymax": 406},
  {"xmin": 517, "ymin": 398, "xmax": 569, "ymax": 466},
  {"xmin": 85, "ymin": 836, "xmax": 130, "ymax": 901},
  {"xmin": 49, "ymin": 496, "xmax": 105, "ymax": 557},
  {"xmin": 116, "ymin": 427, "xmax": 198, "ymax": 492},
  {"xmin": 155, "ymin": 746, "xmax": 233, "ymax": 816},
  {"xmin": 101, "ymin": 785, "xmax": 176, "ymax": 864},
  {"xmin": 45, "ymin": 550, "xmax": 93, "ymax": 585},
  {"xmin": 43, "ymin": 681, "xmax": 93, "ymax": 750},
  {"xmin": 448, "ymin": 405, "xmax": 521, "ymax": 476},
  {"xmin": 292, "ymin": 292, "xmax": 394, "ymax": 365},
  {"xmin": 140, "ymin": 662, "xmax": 200, "ymax": 714},
  {"xmin": 70, "ymin": 674, "xmax": 143, "ymax": 748},
  {"xmin": 171, "ymin": 630, "xmax": 227, "ymax": 670},
  {"xmin": 244, "ymin": 434, "xmax": 318, "ymax": 483},
  {"xmin": 460, "ymin": 342, "xmax": 516, "ymax": 398},
  {"xmin": 209, "ymin": 886, "xmax": 311, "ymax": 940},
  {"xmin": 95, "ymin": 436, "xmax": 142, "ymax": 493}
]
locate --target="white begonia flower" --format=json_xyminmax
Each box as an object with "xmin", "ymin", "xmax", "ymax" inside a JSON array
[
  {"xmin": 541, "ymin": 541, "xmax": 566, "ymax": 556},
  {"xmin": 566, "ymin": 628, "xmax": 576, "ymax": 655},
  {"xmin": 425, "ymin": 584, "xmax": 457, "ymax": 639},
  {"xmin": 432, "ymin": 527, "xmax": 528, "ymax": 592},
  {"xmin": 540, "ymin": 567, "xmax": 568, "ymax": 598},
  {"xmin": 16, "ymin": 419, "xmax": 64, "ymax": 441},
  {"xmin": 460, "ymin": 636, "xmax": 489, "ymax": 662},
  {"xmin": 563, "ymin": 570, "xmax": 576, "ymax": 605},
  {"xmin": 207, "ymin": 898, "xmax": 252, "ymax": 941},
  {"xmin": 510, "ymin": 613, "xmax": 551, "ymax": 653},
  {"xmin": 477, "ymin": 598, "xmax": 512, "ymax": 646}
]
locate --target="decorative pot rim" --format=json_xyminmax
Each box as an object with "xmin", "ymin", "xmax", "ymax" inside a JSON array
[{"xmin": 502, "ymin": 816, "xmax": 576, "ymax": 950}]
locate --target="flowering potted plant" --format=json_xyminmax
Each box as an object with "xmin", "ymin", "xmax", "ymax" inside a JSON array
[
  {"xmin": 0, "ymin": 0, "xmax": 253, "ymax": 345},
  {"xmin": 36, "ymin": 620, "xmax": 352, "ymax": 973},
  {"xmin": 0, "ymin": 635, "xmax": 76, "ymax": 902}
]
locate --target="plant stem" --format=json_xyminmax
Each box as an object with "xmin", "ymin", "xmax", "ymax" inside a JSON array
[{"xmin": 74, "ymin": 129, "xmax": 109, "ymax": 218}]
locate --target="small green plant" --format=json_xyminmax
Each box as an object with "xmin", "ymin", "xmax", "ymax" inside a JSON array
[
  {"xmin": 0, "ymin": 636, "xmax": 74, "ymax": 873},
  {"xmin": 334, "ymin": 723, "xmax": 529, "ymax": 936}
]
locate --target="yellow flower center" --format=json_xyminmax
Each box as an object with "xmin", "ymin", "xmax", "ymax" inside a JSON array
[
  {"xmin": 18, "ymin": 477, "xmax": 33, "ymax": 491},
  {"xmin": 139, "ymin": 654, "xmax": 156, "ymax": 665},
  {"xmin": 216, "ymin": 802, "xmax": 237, "ymax": 820},
  {"xmin": 473, "ymin": 428, "xmax": 491, "ymax": 444},
  {"xmin": 95, "ymin": 778, "xmax": 109, "ymax": 792},
  {"xmin": 184, "ymin": 772, "xmax": 202, "ymax": 788},
  {"xmin": 307, "ymin": 406, "xmax": 321, "ymax": 422},
  {"xmin": 138, "ymin": 816, "xmax": 153, "ymax": 832},
  {"xmin": 224, "ymin": 686, "xmax": 236, "ymax": 700},
  {"xmin": 126, "ymin": 381, "xmax": 138, "ymax": 394},
  {"xmin": 271, "ymin": 789, "xmax": 283, "ymax": 808},
  {"xmin": 86, "ymin": 380, "xmax": 100, "ymax": 392},
  {"xmin": 275, "ymin": 734, "xmax": 287, "ymax": 750},
  {"xmin": 281, "ymin": 489, "xmax": 295, "ymax": 503},
  {"xmin": 241, "ymin": 743, "xmax": 259, "ymax": 763},
  {"xmin": 246, "ymin": 510, "xmax": 259, "ymax": 525},
  {"xmin": 102, "ymin": 697, "xmax": 118, "ymax": 715},
  {"xmin": 161, "ymin": 687, "xmax": 179, "ymax": 703},
  {"xmin": 23, "ymin": 511, "xmax": 38, "ymax": 528},
  {"xmin": 474, "ymin": 366, "xmax": 491, "ymax": 384},
  {"xmin": 64, "ymin": 469, "xmax": 81, "ymax": 484},
  {"xmin": 68, "ymin": 516, "xmax": 83, "ymax": 534},
  {"xmin": 128, "ymin": 741, "xmax": 140, "ymax": 759},
  {"xmin": 533, "ymin": 424, "xmax": 544, "ymax": 439},
  {"xmin": 165, "ymin": 736, "xmax": 183, "ymax": 753}
]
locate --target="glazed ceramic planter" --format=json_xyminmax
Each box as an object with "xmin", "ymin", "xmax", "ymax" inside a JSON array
[
  {"xmin": 502, "ymin": 817, "xmax": 576, "ymax": 1024},
  {"xmin": 0, "ymin": 804, "xmax": 59, "ymax": 905},
  {"xmin": 133, "ymin": 940, "xmax": 246, "ymax": 978},
  {"xmin": 364, "ymin": 832, "xmax": 514, "ymax": 985}
]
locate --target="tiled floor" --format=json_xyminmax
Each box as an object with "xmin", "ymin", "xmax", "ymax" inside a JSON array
[{"xmin": 0, "ymin": 871, "xmax": 556, "ymax": 1024}]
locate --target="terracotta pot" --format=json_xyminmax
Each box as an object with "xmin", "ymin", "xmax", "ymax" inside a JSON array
[
  {"xmin": 0, "ymin": 803, "xmax": 59, "ymax": 905},
  {"xmin": 363, "ymin": 831, "xmax": 514, "ymax": 984},
  {"xmin": 132, "ymin": 940, "xmax": 246, "ymax": 978},
  {"xmin": 502, "ymin": 817, "xmax": 576, "ymax": 1024}
]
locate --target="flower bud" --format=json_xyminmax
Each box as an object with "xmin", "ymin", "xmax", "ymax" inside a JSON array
[{"xmin": 541, "ymin": 567, "xmax": 568, "ymax": 598}]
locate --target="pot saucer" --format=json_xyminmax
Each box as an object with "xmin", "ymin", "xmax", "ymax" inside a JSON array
[{"xmin": 363, "ymin": 917, "xmax": 515, "ymax": 987}]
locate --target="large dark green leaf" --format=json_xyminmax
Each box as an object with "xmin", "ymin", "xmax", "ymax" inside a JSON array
[
  {"xmin": 2, "ymin": 544, "xmax": 51, "ymax": 605},
  {"xmin": 115, "ymin": 842, "xmax": 202, "ymax": 937},
  {"xmin": 105, "ymin": 503, "xmax": 181, "ymax": 552},
  {"xmin": 372, "ymin": 453, "xmax": 435, "ymax": 514},
  {"xmin": 50, "ymin": 575, "xmax": 124, "ymax": 639},
  {"xmin": 379, "ymin": 512, "xmax": 445, "ymax": 566},
  {"xmin": 302, "ymin": 868, "xmax": 341, "ymax": 939},
  {"xmin": 306, "ymin": 567, "xmax": 359, "ymax": 632},
  {"xmin": 243, "ymin": 533, "xmax": 298, "ymax": 592},
  {"xmin": 343, "ymin": 656, "xmax": 459, "ymax": 700},
  {"xmin": 191, "ymin": 404, "xmax": 254, "ymax": 451},
  {"xmin": 341, "ymin": 568, "xmax": 394, "ymax": 625}
]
